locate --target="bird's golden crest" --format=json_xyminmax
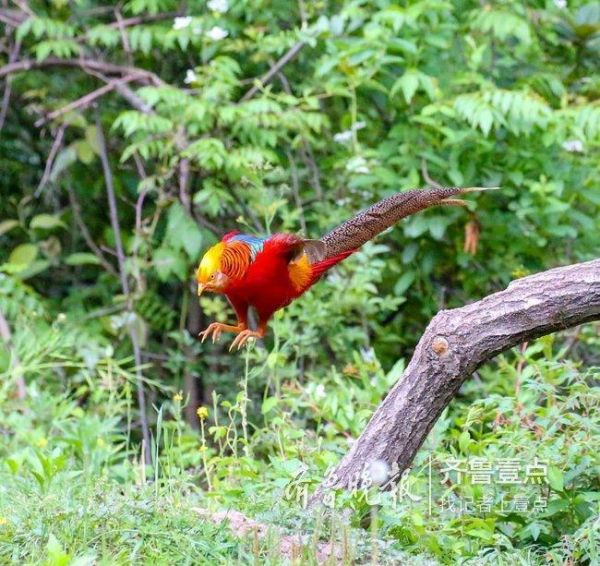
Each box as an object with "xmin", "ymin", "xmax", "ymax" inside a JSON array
[{"xmin": 196, "ymin": 242, "xmax": 225, "ymax": 284}]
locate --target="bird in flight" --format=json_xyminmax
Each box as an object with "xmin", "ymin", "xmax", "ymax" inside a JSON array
[{"xmin": 196, "ymin": 187, "xmax": 493, "ymax": 350}]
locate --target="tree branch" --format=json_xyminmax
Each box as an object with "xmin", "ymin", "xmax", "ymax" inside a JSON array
[
  {"xmin": 311, "ymin": 258, "xmax": 600, "ymax": 503},
  {"xmin": 0, "ymin": 57, "xmax": 164, "ymax": 86},
  {"xmin": 0, "ymin": 37, "xmax": 20, "ymax": 134},
  {"xmin": 0, "ymin": 307, "xmax": 26, "ymax": 399},
  {"xmin": 240, "ymin": 40, "xmax": 306, "ymax": 102},
  {"xmin": 35, "ymin": 123, "xmax": 66, "ymax": 196},
  {"xmin": 66, "ymin": 185, "xmax": 119, "ymax": 277},
  {"xmin": 96, "ymin": 114, "xmax": 152, "ymax": 465},
  {"xmin": 34, "ymin": 73, "xmax": 143, "ymax": 127}
]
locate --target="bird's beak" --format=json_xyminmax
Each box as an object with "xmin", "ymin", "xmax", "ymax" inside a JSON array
[{"xmin": 197, "ymin": 283, "xmax": 205, "ymax": 297}]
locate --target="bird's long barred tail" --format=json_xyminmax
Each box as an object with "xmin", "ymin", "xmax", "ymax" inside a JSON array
[{"xmin": 320, "ymin": 187, "xmax": 489, "ymax": 259}]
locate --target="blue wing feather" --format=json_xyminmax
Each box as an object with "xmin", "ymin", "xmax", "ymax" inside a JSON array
[{"xmin": 228, "ymin": 233, "xmax": 267, "ymax": 260}]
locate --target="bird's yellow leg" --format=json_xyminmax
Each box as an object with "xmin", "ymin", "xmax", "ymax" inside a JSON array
[
  {"xmin": 199, "ymin": 321, "xmax": 246, "ymax": 344},
  {"xmin": 229, "ymin": 324, "xmax": 267, "ymax": 351}
]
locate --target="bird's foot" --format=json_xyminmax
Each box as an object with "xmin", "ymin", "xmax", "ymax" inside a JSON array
[
  {"xmin": 199, "ymin": 322, "xmax": 245, "ymax": 344},
  {"xmin": 229, "ymin": 329, "xmax": 265, "ymax": 351}
]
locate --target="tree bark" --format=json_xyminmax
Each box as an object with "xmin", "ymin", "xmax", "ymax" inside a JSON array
[{"xmin": 312, "ymin": 258, "xmax": 600, "ymax": 501}]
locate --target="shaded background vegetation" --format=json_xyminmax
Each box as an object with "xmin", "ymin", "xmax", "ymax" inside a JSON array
[{"xmin": 0, "ymin": 0, "xmax": 598, "ymax": 563}]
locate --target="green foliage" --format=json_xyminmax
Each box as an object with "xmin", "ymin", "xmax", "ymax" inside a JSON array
[{"xmin": 0, "ymin": 0, "xmax": 598, "ymax": 562}]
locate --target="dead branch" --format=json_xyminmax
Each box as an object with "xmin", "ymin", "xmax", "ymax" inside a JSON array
[
  {"xmin": 66, "ymin": 185, "xmax": 118, "ymax": 277},
  {"xmin": 0, "ymin": 36, "xmax": 20, "ymax": 134},
  {"xmin": 0, "ymin": 57, "xmax": 164, "ymax": 86},
  {"xmin": 34, "ymin": 74, "xmax": 143, "ymax": 127},
  {"xmin": 35, "ymin": 124, "xmax": 66, "ymax": 196},
  {"xmin": 311, "ymin": 258, "xmax": 600, "ymax": 504},
  {"xmin": 0, "ymin": 307, "xmax": 26, "ymax": 399},
  {"xmin": 241, "ymin": 40, "xmax": 306, "ymax": 102},
  {"xmin": 96, "ymin": 114, "xmax": 152, "ymax": 465}
]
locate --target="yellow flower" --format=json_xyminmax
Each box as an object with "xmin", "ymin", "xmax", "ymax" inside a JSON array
[
  {"xmin": 36, "ymin": 437, "xmax": 48, "ymax": 448},
  {"xmin": 0, "ymin": 518, "xmax": 8, "ymax": 526},
  {"xmin": 197, "ymin": 406, "xmax": 209, "ymax": 420},
  {"xmin": 173, "ymin": 392, "xmax": 183, "ymax": 402}
]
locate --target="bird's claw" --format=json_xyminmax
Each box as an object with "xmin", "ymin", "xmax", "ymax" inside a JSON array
[
  {"xmin": 199, "ymin": 323, "xmax": 224, "ymax": 344},
  {"xmin": 229, "ymin": 330, "xmax": 263, "ymax": 351}
]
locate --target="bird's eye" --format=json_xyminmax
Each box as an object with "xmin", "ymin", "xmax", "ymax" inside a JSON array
[{"xmin": 210, "ymin": 273, "xmax": 216, "ymax": 279}]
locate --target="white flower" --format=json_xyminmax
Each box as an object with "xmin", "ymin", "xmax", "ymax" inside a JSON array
[
  {"xmin": 206, "ymin": 25, "xmax": 228, "ymax": 41},
  {"xmin": 173, "ymin": 16, "xmax": 192, "ymax": 30},
  {"xmin": 361, "ymin": 346, "xmax": 375, "ymax": 362},
  {"xmin": 207, "ymin": 0, "xmax": 229, "ymax": 13},
  {"xmin": 554, "ymin": 0, "xmax": 567, "ymax": 9},
  {"xmin": 561, "ymin": 139, "xmax": 584, "ymax": 153},
  {"xmin": 314, "ymin": 383, "xmax": 326, "ymax": 399},
  {"xmin": 333, "ymin": 130, "xmax": 353, "ymax": 144},
  {"xmin": 346, "ymin": 156, "xmax": 370, "ymax": 174},
  {"xmin": 184, "ymin": 69, "xmax": 197, "ymax": 84},
  {"xmin": 333, "ymin": 121, "xmax": 367, "ymax": 144}
]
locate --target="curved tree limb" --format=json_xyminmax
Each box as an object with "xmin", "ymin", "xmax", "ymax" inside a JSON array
[
  {"xmin": 0, "ymin": 57, "xmax": 164, "ymax": 86},
  {"xmin": 312, "ymin": 258, "xmax": 600, "ymax": 502}
]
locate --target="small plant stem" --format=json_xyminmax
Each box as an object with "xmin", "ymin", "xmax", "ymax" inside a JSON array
[{"xmin": 242, "ymin": 347, "xmax": 251, "ymax": 457}]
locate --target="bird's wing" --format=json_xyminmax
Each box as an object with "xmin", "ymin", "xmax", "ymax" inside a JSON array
[{"xmin": 220, "ymin": 233, "xmax": 330, "ymax": 288}]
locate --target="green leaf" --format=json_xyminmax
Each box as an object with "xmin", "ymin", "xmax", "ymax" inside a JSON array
[
  {"xmin": 153, "ymin": 247, "xmax": 187, "ymax": 282},
  {"xmin": 9, "ymin": 243, "xmax": 38, "ymax": 266},
  {"xmin": 0, "ymin": 219, "xmax": 19, "ymax": 237},
  {"xmin": 547, "ymin": 466, "xmax": 564, "ymax": 492},
  {"xmin": 261, "ymin": 397, "xmax": 278, "ymax": 414},
  {"xmin": 64, "ymin": 253, "xmax": 101, "ymax": 266},
  {"xmin": 458, "ymin": 430, "xmax": 471, "ymax": 454},
  {"xmin": 15, "ymin": 259, "xmax": 50, "ymax": 279},
  {"xmin": 393, "ymin": 271, "xmax": 416, "ymax": 295},
  {"xmin": 391, "ymin": 69, "xmax": 419, "ymax": 103},
  {"xmin": 73, "ymin": 140, "xmax": 95, "ymax": 164},
  {"xmin": 30, "ymin": 214, "xmax": 65, "ymax": 230},
  {"xmin": 165, "ymin": 203, "xmax": 203, "ymax": 259}
]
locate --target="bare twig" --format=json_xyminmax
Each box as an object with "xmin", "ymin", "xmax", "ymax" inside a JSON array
[
  {"xmin": 298, "ymin": 139, "xmax": 323, "ymax": 200},
  {"xmin": 11, "ymin": 1, "xmax": 33, "ymax": 17},
  {"xmin": 74, "ymin": 12, "xmax": 178, "ymax": 43},
  {"xmin": 35, "ymin": 124, "xmax": 66, "ymax": 196},
  {"xmin": 66, "ymin": 185, "xmax": 119, "ymax": 277},
  {"xmin": 275, "ymin": 69, "xmax": 323, "ymax": 200},
  {"xmin": 0, "ymin": 37, "xmax": 20, "ymax": 134},
  {"xmin": 34, "ymin": 74, "xmax": 142, "ymax": 127},
  {"xmin": 91, "ymin": 72, "xmax": 154, "ymax": 114},
  {"xmin": 0, "ymin": 307, "xmax": 26, "ymax": 399},
  {"xmin": 0, "ymin": 8, "xmax": 28, "ymax": 27},
  {"xmin": 421, "ymin": 158, "xmax": 443, "ymax": 189},
  {"xmin": 285, "ymin": 149, "xmax": 307, "ymax": 234},
  {"xmin": 0, "ymin": 57, "xmax": 164, "ymax": 86},
  {"xmin": 175, "ymin": 127, "xmax": 192, "ymax": 216},
  {"xmin": 241, "ymin": 40, "xmax": 306, "ymax": 102},
  {"xmin": 96, "ymin": 113, "xmax": 152, "ymax": 465},
  {"xmin": 114, "ymin": 9, "xmax": 133, "ymax": 66}
]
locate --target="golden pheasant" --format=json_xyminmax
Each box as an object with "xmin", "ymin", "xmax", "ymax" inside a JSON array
[{"xmin": 196, "ymin": 187, "xmax": 491, "ymax": 350}]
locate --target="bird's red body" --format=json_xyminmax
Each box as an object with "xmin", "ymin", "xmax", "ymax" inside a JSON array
[
  {"xmin": 224, "ymin": 233, "xmax": 352, "ymax": 326},
  {"xmin": 196, "ymin": 231, "xmax": 353, "ymax": 348}
]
